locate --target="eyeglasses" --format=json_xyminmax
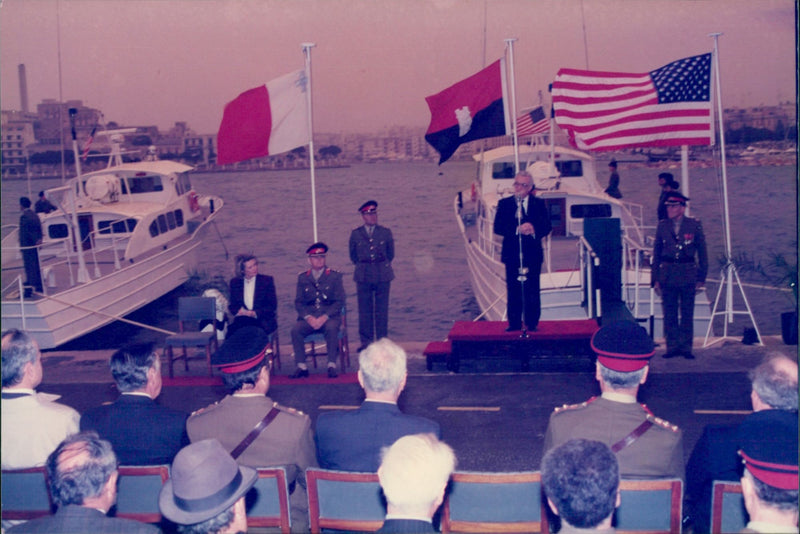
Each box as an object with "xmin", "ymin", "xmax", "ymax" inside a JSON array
[
  {"xmin": 513, "ymin": 182, "xmax": 532, "ymax": 188},
  {"xmin": 362, "ymin": 209, "xmax": 377, "ymax": 214}
]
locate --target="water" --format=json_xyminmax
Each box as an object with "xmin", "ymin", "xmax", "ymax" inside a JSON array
[{"xmin": 2, "ymin": 160, "xmax": 797, "ymax": 349}]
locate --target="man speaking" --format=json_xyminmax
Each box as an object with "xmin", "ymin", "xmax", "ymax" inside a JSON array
[{"xmin": 493, "ymin": 171, "xmax": 551, "ymax": 332}]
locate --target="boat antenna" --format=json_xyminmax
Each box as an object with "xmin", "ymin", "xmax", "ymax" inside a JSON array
[
  {"xmin": 579, "ymin": 0, "xmax": 590, "ymax": 69},
  {"xmin": 68, "ymin": 108, "xmax": 91, "ymax": 283},
  {"xmin": 56, "ymin": 0, "xmax": 67, "ymax": 184},
  {"xmin": 505, "ymin": 38, "xmax": 520, "ymax": 174},
  {"xmin": 302, "ymin": 42, "xmax": 319, "ymax": 242}
]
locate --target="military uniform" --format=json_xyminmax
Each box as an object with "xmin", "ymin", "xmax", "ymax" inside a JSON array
[
  {"xmin": 543, "ymin": 395, "xmax": 684, "ymax": 480},
  {"xmin": 349, "ymin": 222, "xmax": 394, "ymax": 345},
  {"xmin": 187, "ymin": 394, "xmax": 316, "ymax": 530},
  {"xmin": 652, "ymin": 213, "xmax": 707, "ymax": 357},
  {"xmin": 291, "ymin": 267, "xmax": 346, "ymax": 366}
]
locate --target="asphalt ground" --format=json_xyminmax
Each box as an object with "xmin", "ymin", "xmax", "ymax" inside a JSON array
[{"xmin": 37, "ymin": 335, "xmax": 797, "ymax": 471}]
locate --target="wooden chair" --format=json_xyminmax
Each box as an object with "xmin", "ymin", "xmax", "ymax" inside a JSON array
[
  {"xmin": 710, "ymin": 481, "xmax": 747, "ymax": 534},
  {"xmin": 113, "ymin": 465, "xmax": 170, "ymax": 523},
  {"xmin": 442, "ymin": 470, "xmax": 545, "ymax": 533},
  {"xmin": 245, "ymin": 467, "xmax": 291, "ymax": 533},
  {"xmin": 303, "ymin": 304, "xmax": 351, "ymax": 370},
  {"xmin": 267, "ymin": 330, "xmax": 281, "ymax": 372},
  {"xmin": 164, "ymin": 296, "xmax": 218, "ymax": 377},
  {"xmin": 306, "ymin": 468, "xmax": 384, "ymax": 533},
  {"xmin": 1, "ymin": 466, "xmax": 53, "ymax": 521},
  {"xmin": 614, "ymin": 478, "xmax": 683, "ymax": 534}
]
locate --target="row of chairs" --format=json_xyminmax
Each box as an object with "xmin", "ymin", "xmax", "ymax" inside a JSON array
[
  {"xmin": 1, "ymin": 466, "xmax": 746, "ymax": 533},
  {"xmin": 163, "ymin": 296, "xmax": 350, "ymax": 378}
]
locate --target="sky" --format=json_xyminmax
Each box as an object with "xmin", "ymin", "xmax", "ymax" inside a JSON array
[{"xmin": 1, "ymin": 0, "xmax": 797, "ymax": 136}]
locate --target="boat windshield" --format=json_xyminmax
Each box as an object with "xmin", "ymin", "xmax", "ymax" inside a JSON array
[{"xmin": 490, "ymin": 159, "xmax": 584, "ymax": 179}]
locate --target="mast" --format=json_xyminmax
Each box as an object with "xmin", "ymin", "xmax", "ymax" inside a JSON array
[
  {"xmin": 302, "ymin": 43, "xmax": 319, "ymax": 242},
  {"xmin": 505, "ymin": 38, "xmax": 520, "ymax": 173}
]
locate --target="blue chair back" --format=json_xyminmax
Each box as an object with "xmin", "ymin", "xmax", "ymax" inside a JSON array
[
  {"xmin": 306, "ymin": 468, "xmax": 384, "ymax": 533},
  {"xmin": 113, "ymin": 465, "xmax": 169, "ymax": 523},
  {"xmin": 178, "ymin": 296, "xmax": 216, "ymax": 323},
  {"xmin": 1, "ymin": 467, "xmax": 53, "ymax": 520},
  {"xmin": 246, "ymin": 467, "xmax": 291, "ymax": 533},
  {"xmin": 711, "ymin": 481, "xmax": 747, "ymax": 534},
  {"xmin": 614, "ymin": 479, "xmax": 683, "ymax": 533}
]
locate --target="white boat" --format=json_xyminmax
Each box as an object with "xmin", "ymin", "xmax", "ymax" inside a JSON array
[
  {"xmin": 1, "ymin": 145, "xmax": 224, "ymax": 350},
  {"xmin": 454, "ymin": 142, "xmax": 712, "ymax": 338}
]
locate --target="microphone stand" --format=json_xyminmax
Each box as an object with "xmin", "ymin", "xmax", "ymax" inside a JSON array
[{"xmin": 516, "ymin": 196, "xmax": 529, "ymax": 339}]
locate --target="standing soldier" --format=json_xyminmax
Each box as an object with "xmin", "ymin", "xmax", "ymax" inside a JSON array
[
  {"xmin": 349, "ymin": 200, "xmax": 394, "ymax": 351},
  {"xmin": 652, "ymin": 192, "xmax": 708, "ymax": 359}
]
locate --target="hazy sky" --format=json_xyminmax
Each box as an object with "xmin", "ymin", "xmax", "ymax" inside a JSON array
[{"xmin": 1, "ymin": 0, "xmax": 796, "ymax": 135}]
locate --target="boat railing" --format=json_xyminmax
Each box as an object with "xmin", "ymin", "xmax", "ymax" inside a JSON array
[{"xmin": 577, "ymin": 236, "xmax": 601, "ymax": 319}]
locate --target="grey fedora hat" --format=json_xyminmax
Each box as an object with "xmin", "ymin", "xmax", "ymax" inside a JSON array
[{"xmin": 159, "ymin": 438, "xmax": 258, "ymax": 525}]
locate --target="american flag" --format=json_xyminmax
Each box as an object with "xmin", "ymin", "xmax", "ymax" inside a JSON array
[
  {"xmin": 552, "ymin": 53, "xmax": 713, "ymax": 151},
  {"xmin": 516, "ymin": 106, "xmax": 549, "ymax": 136},
  {"xmin": 81, "ymin": 125, "xmax": 98, "ymax": 161}
]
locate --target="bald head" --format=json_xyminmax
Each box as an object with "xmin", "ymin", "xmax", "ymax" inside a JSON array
[{"xmin": 750, "ymin": 353, "xmax": 798, "ymax": 411}]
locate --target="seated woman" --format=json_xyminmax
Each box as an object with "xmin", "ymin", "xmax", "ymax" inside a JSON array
[{"xmin": 227, "ymin": 254, "xmax": 278, "ymax": 338}]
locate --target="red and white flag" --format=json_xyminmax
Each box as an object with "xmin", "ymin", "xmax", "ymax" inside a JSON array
[
  {"xmin": 217, "ymin": 69, "xmax": 310, "ymax": 165},
  {"xmin": 552, "ymin": 53, "xmax": 713, "ymax": 151},
  {"xmin": 81, "ymin": 125, "xmax": 97, "ymax": 161}
]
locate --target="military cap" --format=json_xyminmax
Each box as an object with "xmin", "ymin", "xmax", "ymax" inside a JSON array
[
  {"xmin": 738, "ymin": 410, "xmax": 799, "ymax": 490},
  {"xmin": 358, "ymin": 200, "xmax": 378, "ymax": 213},
  {"xmin": 591, "ymin": 321, "xmax": 655, "ymax": 372},
  {"xmin": 658, "ymin": 172, "xmax": 674, "ymax": 181},
  {"xmin": 210, "ymin": 326, "xmax": 268, "ymax": 374},
  {"xmin": 306, "ymin": 242, "xmax": 328, "ymax": 256},
  {"xmin": 664, "ymin": 192, "xmax": 689, "ymax": 206}
]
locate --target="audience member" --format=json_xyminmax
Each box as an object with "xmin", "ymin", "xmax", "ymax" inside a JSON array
[
  {"xmin": 685, "ymin": 353, "xmax": 798, "ymax": 532},
  {"xmin": 7, "ymin": 431, "xmax": 159, "ymax": 533},
  {"xmin": 80, "ymin": 343, "xmax": 189, "ymax": 465},
  {"xmin": 159, "ymin": 439, "xmax": 257, "ymax": 534},
  {"xmin": 34, "ymin": 190, "xmax": 57, "ymax": 214},
  {"xmin": 738, "ymin": 413, "xmax": 798, "ymax": 533},
  {"xmin": 543, "ymin": 321, "xmax": 684, "ymax": 480},
  {"xmin": 542, "ymin": 439, "xmax": 620, "ymax": 534},
  {"xmin": 227, "ymin": 254, "xmax": 278, "ymax": 338},
  {"xmin": 2, "ymin": 329, "xmax": 80, "ymax": 470},
  {"xmin": 315, "ymin": 338, "xmax": 440, "ymax": 471},
  {"xmin": 289, "ymin": 242, "xmax": 346, "ymax": 379},
  {"xmin": 186, "ymin": 326, "xmax": 316, "ymax": 530},
  {"xmin": 376, "ymin": 433, "xmax": 456, "ymax": 533}
]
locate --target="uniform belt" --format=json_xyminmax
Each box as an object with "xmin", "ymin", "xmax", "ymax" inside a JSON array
[
  {"xmin": 359, "ymin": 260, "xmax": 384, "ymax": 264},
  {"xmin": 660, "ymin": 258, "xmax": 695, "ymax": 264}
]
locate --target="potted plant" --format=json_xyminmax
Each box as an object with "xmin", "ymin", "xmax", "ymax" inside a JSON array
[{"xmin": 763, "ymin": 253, "xmax": 798, "ymax": 345}]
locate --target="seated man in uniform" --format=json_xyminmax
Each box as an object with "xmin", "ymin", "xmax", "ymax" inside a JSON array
[
  {"xmin": 187, "ymin": 327, "xmax": 317, "ymax": 531},
  {"xmin": 289, "ymin": 242, "xmax": 346, "ymax": 379},
  {"xmin": 543, "ymin": 321, "xmax": 684, "ymax": 480}
]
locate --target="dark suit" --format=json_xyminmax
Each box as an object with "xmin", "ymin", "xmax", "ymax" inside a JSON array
[
  {"xmin": 228, "ymin": 274, "xmax": 278, "ymax": 336},
  {"xmin": 19, "ymin": 207, "xmax": 43, "ymax": 293},
  {"xmin": 377, "ymin": 518, "xmax": 437, "ymax": 533},
  {"xmin": 291, "ymin": 268, "xmax": 346, "ymax": 366},
  {"xmin": 493, "ymin": 193, "xmax": 551, "ymax": 330},
  {"xmin": 652, "ymin": 215, "xmax": 708, "ymax": 355},
  {"xmin": 349, "ymin": 225, "xmax": 394, "ymax": 345},
  {"xmin": 315, "ymin": 400, "xmax": 441, "ymax": 472},
  {"xmin": 80, "ymin": 394, "xmax": 189, "ymax": 465},
  {"xmin": 6, "ymin": 504, "xmax": 160, "ymax": 533}
]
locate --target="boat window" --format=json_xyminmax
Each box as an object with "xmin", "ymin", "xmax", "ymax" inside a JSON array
[
  {"xmin": 175, "ymin": 209, "xmax": 184, "ymax": 227},
  {"xmin": 98, "ymin": 219, "xmax": 137, "ymax": 234},
  {"xmin": 491, "ymin": 162, "xmax": 517, "ymax": 179},
  {"xmin": 570, "ymin": 204, "xmax": 612, "ymax": 219},
  {"xmin": 555, "ymin": 160, "xmax": 583, "ymax": 177},
  {"xmin": 166, "ymin": 211, "xmax": 177, "ymax": 230},
  {"xmin": 128, "ymin": 175, "xmax": 164, "ymax": 194},
  {"xmin": 149, "ymin": 220, "xmax": 159, "ymax": 237},
  {"xmin": 157, "ymin": 214, "xmax": 168, "ymax": 234},
  {"xmin": 176, "ymin": 172, "xmax": 192, "ymax": 195},
  {"xmin": 48, "ymin": 224, "xmax": 69, "ymax": 239}
]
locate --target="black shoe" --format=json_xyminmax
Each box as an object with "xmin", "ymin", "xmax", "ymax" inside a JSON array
[
  {"xmin": 506, "ymin": 325, "xmax": 522, "ymax": 332},
  {"xmin": 289, "ymin": 368, "xmax": 309, "ymax": 379},
  {"xmin": 662, "ymin": 351, "xmax": 680, "ymax": 359},
  {"xmin": 327, "ymin": 367, "xmax": 338, "ymax": 378},
  {"xmin": 683, "ymin": 352, "xmax": 696, "ymax": 360}
]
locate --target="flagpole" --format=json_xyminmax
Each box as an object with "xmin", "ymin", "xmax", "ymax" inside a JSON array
[
  {"xmin": 505, "ymin": 38, "xmax": 520, "ymax": 173},
  {"xmin": 302, "ymin": 42, "xmax": 318, "ymax": 242}
]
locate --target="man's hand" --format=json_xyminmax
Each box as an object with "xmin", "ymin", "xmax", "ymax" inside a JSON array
[
  {"xmin": 519, "ymin": 222, "xmax": 535, "ymax": 236},
  {"xmin": 236, "ymin": 307, "xmax": 256, "ymax": 318},
  {"xmin": 653, "ymin": 282, "xmax": 662, "ymax": 297}
]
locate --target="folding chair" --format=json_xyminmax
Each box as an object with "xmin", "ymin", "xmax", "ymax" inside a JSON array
[
  {"xmin": 245, "ymin": 467, "xmax": 291, "ymax": 533},
  {"xmin": 164, "ymin": 296, "xmax": 218, "ymax": 377},
  {"xmin": 442, "ymin": 471, "xmax": 544, "ymax": 533},
  {"xmin": 114, "ymin": 465, "xmax": 170, "ymax": 523},
  {"xmin": 614, "ymin": 478, "xmax": 683, "ymax": 534},
  {"xmin": 710, "ymin": 481, "xmax": 747, "ymax": 534},
  {"xmin": 303, "ymin": 304, "xmax": 351, "ymax": 370},
  {"xmin": 306, "ymin": 468, "xmax": 384, "ymax": 533},
  {"xmin": 1, "ymin": 466, "xmax": 53, "ymax": 521}
]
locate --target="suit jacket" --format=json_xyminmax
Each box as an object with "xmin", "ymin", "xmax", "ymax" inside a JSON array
[
  {"xmin": 493, "ymin": 194, "xmax": 551, "ymax": 266},
  {"xmin": 315, "ymin": 400, "xmax": 441, "ymax": 472},
  {"xmin": 377, "ymin": 518, "xmax": 437, "ymax": 533},
  {"xmin": 228, "ymin": 274, "xmax": 278, "ymax": 333},
  {"xmin": 349, "ymin": 225, "xmax": 395, "ymax": 283},
  {"xmin": 652, "ymin": 215, "xmax": 708, "ymax": 287},
  {"xmin": 294, "ymin": 268, "xmax": 345, "ymax": 319},
  {"xmin": 1, "ymin": 391, "xmax": 80, "ymax": 469},
  {"xmin": 19, "ymin": 208, "xmax": 42, "ymax": 247},
  {"xmin": 6, "ymin": 504, "xmax": 160, "ymax": 533},
  {"xmin": 80, "ymin": 394, "xmax": 189, "ymax": 466},
  {"xmin": 543, "ymin": 396, "xmax": 684, "ymax": 480}
]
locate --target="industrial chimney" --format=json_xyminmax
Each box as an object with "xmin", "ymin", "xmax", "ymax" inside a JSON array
[{"xmin": 18, "ymin": 64, "xmax": 29, "ymax": 112}]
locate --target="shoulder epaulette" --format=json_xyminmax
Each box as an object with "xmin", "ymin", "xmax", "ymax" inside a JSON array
[
  {"xmin": 646, "ymin": 413, "xmax": 680, "ymax": 432},
  {"xmin": 190, "ymin": 401, "xmax": 219, "ymax": 417},
  {"xmin": 553, "ymin": 396, "xmax": 597, "ymax": 414},
  {"xmin": 275, "ymin": 403, "xmax": 307, "ymax": 418}
]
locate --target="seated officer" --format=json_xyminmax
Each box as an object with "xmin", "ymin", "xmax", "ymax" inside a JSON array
[{"xmin": 289, "ymin": 242, "xmax": 346, "ymax": 379}]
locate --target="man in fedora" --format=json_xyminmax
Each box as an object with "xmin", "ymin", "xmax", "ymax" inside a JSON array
[
  {"xmin": 349, "ymin": 200, "xmax": 394, "ymax": 351},
  {"xmin": 159, "ymin": 439, "xmax": 257, "ymax": 534},
  {"xmin": 543, "ymin": 321, "xmax": 684, "ymax": 480},
  {"xmin": 652, "ymin": 191, "xmax": 707, "ymax": 359},
  {"xmin": 187, "ymin": 326, "xmax": 316, "ymax": 530}
]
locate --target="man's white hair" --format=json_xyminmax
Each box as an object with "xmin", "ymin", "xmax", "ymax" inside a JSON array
[{"xmin": 378, "ymin": 433, "xmax": 456, "ymax": 507}]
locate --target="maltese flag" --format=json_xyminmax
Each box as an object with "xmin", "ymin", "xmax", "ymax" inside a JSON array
[{"xmin": 217, "ymin": 69, "xmax": 310, "ymax": 164}]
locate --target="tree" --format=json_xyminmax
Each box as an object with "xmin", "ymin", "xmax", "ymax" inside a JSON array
[
  {"xmin": 319, "ymin": 145, "xmax": 342, "ymax": 159},
  {"xmin": 131, "ymin": 135, "xmax": 153, "ymax": 146}
]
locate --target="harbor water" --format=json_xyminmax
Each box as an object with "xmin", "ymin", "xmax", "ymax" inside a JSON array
[{"xmin": 2, "ymin": 160, "xmax": 797, "ymax": 349}]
